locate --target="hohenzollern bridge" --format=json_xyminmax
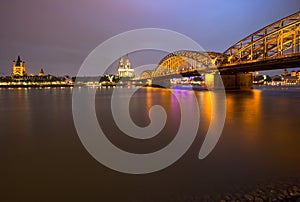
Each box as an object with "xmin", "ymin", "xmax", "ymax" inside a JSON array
[{"xmin": 138, "ymin": 11, "xmax": 300, "ymax": 89}]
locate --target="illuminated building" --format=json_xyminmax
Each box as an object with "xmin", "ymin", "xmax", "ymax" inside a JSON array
[
  {"xmin": 117, "ymin": 54, "xmax": 135, "ymax": 78},
  {"xmin": 281, "ymin": 69, "xmax": 288, "ymax": 77},
  {"xmin": 291, "ymin": 70, "xmax": 297, "ymax": 77},
  {"xmin": 12, "ymin": 56, "xmax": 26, "ymax": 76},
  {"xmin": 39, "ymin": 68, "xmax": 45, "ymax": 77}
]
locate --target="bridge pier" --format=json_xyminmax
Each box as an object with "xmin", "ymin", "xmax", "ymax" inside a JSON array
[
  {"xmin": 205, "ymin": 73, "xmax": 253, "ymax": 90},
  {"xmin": 152, "ymin": 77, "xmax": 172, "ymax": 88},
  {"xmin": 139, "ymin": 73, "xmax": 253, "ymax": 90}
]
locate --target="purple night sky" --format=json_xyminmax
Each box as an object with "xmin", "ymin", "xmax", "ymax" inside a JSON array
[{"xmin": 0, "ymin": 0, "xmax": 299, "ymax": 76}]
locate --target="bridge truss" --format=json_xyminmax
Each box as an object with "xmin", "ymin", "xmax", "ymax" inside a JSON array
[
  {"xmin": 140, "ymin": 51, "xmax": 221, "ymax": 79},
  {"xmin": 217, "ymin": 11, "xmax": 300, "ymax": 66},
  {"xmin": 139, "ymin": 11, "xmax": 300, "ymax": 79}
]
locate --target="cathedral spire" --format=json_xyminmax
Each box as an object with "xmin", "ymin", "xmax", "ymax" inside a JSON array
[
  {"xmin": 117, "ymin": 54, "xmax": 135, "ymax": 78},
  {"xmin": 16, "ymin": 55, "xmax": 22, "ymax": 66},
  {"xmin": 125, "ymin": 54, "xmax": 130, "ymax": 69},
  {"xmin": 119, "ymin": 56, "xmax": 124, "ymax": 69}
]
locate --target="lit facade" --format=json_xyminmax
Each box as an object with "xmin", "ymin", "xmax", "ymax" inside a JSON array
[
  {"xmin": 117, "ymin": 55, "xmax": 135, "ymax": 78},
  {"xmin": 291, "ymin": 70, "xmax": 297, "ymax": 77},
  {"xmin": 39, "ymin": 68, "xmax": 45, "ymax": 76},
  {"xmin": 12, "ymin": 56, "xmax": 26, "ymax": 76}
]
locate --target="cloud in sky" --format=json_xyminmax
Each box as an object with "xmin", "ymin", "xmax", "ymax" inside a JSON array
[{"xmin": 0, "ymin": 0, "xmax": 299, "ymax": 76}]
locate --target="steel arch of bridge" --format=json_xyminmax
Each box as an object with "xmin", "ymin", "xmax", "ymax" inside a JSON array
[
  {"xmin": 139, "ymin": 70, "xmax": 154, "ymax": 80},
  {"xmin": 139, "ymin": 11, "xmax": 300, "ymax": 79},
  {"xmin": 217, "ymin": 11, "xmax": 300, "ymax": 66},
  {"xmin": 140, "ymin": 51, "xmax": 221, "ymax": 79}
]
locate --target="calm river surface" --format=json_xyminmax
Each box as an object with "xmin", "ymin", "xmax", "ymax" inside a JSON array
[{"xmin": 1, "ymin": 86, "xmax": 300, "ymax": 201}]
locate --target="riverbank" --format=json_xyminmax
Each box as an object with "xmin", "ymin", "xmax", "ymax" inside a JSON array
[
  {"xmin": 0, "ymin": 84, "xmax": 74, "ymax": 88},
  {"xmin": 173, "ymin": 178, "xmax": 300, "ymax": 202}
]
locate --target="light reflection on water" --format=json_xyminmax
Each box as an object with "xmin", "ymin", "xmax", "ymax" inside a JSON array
[{"xmin": 0, "ymin": 87, "xmax": 299, "ymax": 201}]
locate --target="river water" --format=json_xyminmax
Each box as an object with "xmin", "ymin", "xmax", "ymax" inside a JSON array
[{"xmin": 1, "ymin": 86, "xmax": 300, "ymax": 201}]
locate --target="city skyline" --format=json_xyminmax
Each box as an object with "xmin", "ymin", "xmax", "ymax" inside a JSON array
[
  {"xmin": 1, "ymin": 2, "xmax": 300, "ymax": 200},
  {"xmin": 0, "ymin": 0, "xmax": 299, "ymax": 76}
]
